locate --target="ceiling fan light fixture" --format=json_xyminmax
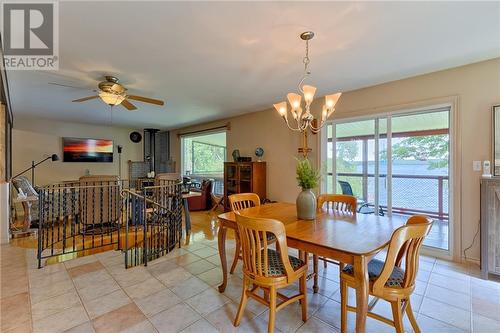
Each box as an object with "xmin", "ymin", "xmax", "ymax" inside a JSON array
[{"xmin": 99, "ymin": 91, "xmax": 125, "ymax": 106}]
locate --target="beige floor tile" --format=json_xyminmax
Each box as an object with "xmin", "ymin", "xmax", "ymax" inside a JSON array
[
  {"xmin": 191, "ymin": 246, "xmax": 219, "ymax": 258},
  {"xmin": 29, "ymin": 270, "xmax": 70, "ymax": 290},
  {"xmin": 30, "ymin": 278, "xmax": 75, "ymax": 304},
  {"xmin": 1, "ymin": 274, "xmax": 29, "ymax": 299},
  {"xmin": 134, "ymin": 288, "xmax": 182, "ymax": 317},
  {"xmin": 197, "ymin": 267, "xmax": 223, "ymax": 287},
  {"xmin": 146, "ymin": 260, "xmax": 178, "ymax": 279},
  {"xmin": 258, "ymin": 292, "xmax": 328, "ymax": 333},
  {"xmin": 33, "ymin": 305, "xmax": 89, "ymax": 333},
  {"xmin": 167, "ymin": 253, "xmax": 202, "ymax": 266},
  {"xmin": 123, "ymin": 277, "xmax": 165, "ymax": 300},
  {"xmin": 307, "ymin": 276, "xmax": 339, "ymax": 298},
  {"xmin": 111, "ymin": 266, "xmax": 152, "ymax": 288},
  {"xmin": 417, "ymin": 313, "xmax": 469, "ymax": 332},
  {"xmin": 179, "ymin": 319, "xmax": 219, "ymax": 333},
  {"xmin": 185, "ymin": 288, "xmax": 231, "ymax": 316},
  {"xmin": 150, "ymin": 303, "xmax": 201, "ymax": 333},
  {"xmin": 3, "ymin": 320, "xmax": 32, "ymax": 333},
  {"xmin": 63, "ymin": 255, "xmax": 98, "ymax": 269},
  {"xmin": 238, "ymin": 316, "xmax": 284, "ymax": 333},
  {"xmin": 62, "ymin": 321, "xmax": 95, "ymax": 333},
  {"xmin": 83, "ymin": 289, "xmax": 131, "ymax": 319},
  {"xmin": 155, "ymin": 266, "xmax": 192, "ymax": 287},
  {"xmin": 72, "ymin": 269, "xmax": 113, "ymax": 290},
  {"xmin": 97, "ymin": 253, "xmax": 124, "ymax": 267},
  {"xmin": 171, "ymin": 276, "xmax": 210, "ymax": 300},
  {"xmin": 92, "ymin": 303, "xmax": 146, "ymax": 333},
  {"xmin": 31, "ymin": 290, "xmax": 82, "ymax": 321},
  {"xmin": 428, "ymin": 272, "xmax": 471, "ymax": 293},
  {"xmin": 205, "ymin": 302, "xmax": 255, "ymax": 333},
  {"xmin": 67, "ymin": 261, "xmax": 105, "ymax": 279},
  {"xmin": 120, "ymin": 320, "xmax": 157, "ymax": 333},
  {"xmin": 296, "ymin": 316, "xmax": 339, "ymax": 333},
  {"xmin": 419, "ymin": 297, "xmax": 471, "ymax": 331},
  {"xmin": 472, "ymin": 295, "xmax": 500, "ymax": 321},
  {"xmin": 425, "ymin": 283, "xmax": 471, "ymax": 310},
  {"xmin": 0, "ymin": 292, "xmax": 31, "ymax": 332},
  {"xmin": 184, "ymin": 259, "xmax": 216, "ymax": 275},
  {"xmin": 77, "ymin": 277, "xmax": 120, "ymax": 303},
  {"xmin": 472, "ymin": 313, "xmax": 500, "ymax": 333}
]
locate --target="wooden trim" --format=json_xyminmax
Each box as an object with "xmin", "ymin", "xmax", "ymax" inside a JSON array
[{"xmin": 177, "ymin": 122, "xmax": 230, "ymax": 138}]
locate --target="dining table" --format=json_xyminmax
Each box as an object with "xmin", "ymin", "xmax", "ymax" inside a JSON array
[{"xmin": 217, "ymin": 202, "xmax": 406, "ymax": 333}]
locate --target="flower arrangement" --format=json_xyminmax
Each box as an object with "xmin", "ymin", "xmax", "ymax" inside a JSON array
[{"xmin": 296, "ymin": 158, "xmax": 320, "ymax": 190}]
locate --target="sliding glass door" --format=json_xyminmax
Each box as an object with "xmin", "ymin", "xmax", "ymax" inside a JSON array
[{"xmin": 324, "ymin": 107, "xmax": 451, "ymax": 251}]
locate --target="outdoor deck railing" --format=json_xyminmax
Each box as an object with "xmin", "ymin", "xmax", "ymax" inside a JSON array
[{"xmin": 334, "ymin": 172, "xmax": 449, "ymax": 220}]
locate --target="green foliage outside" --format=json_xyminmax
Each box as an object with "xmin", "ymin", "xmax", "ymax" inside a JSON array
[
  {"xmin": 184, "ymin": 140, "xmax": 226, "ymax": 175},
  {"xmin": 381, "ymin": 135, "xmax": 449, "ymax": 169},
  {"xmin": 296, "ymin": 158, "xmax": 320, "ymax": 190}
]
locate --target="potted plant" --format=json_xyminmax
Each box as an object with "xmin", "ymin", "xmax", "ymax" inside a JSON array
[{"xmin": 296, "ymin": 158, "xmax": 320, "ymax": 220}]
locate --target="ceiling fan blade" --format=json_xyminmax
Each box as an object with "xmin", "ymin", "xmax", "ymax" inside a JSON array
[
  {"xmin": 127, "ymin": 95, "xmax": 164, "ymax": 106},
  {"xmin": 72, "ymin": 96, "xmax": 99, "ymax": 102},
  {"xmin": 121, "ymin": 99, "xmax": 137, "ymax": 111},
  {"xmin": 49, "ymin": 82, "xmax": 89, "ymax": 90}
]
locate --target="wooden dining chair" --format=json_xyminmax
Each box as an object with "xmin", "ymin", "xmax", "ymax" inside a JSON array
[
  {"xmin": 234, "ymin": 213, "xmax": 308, "ymax": 333},
  {"xmin": 316, "ymin": 194, "xmax": 357, "ymax": 267},
  {"xmin": 339, "ymin": 215, "xmax": 433, "ymax": 333},
  {"xmin": 228, "ymin": 193, "xmax": 262, "ymax": 274}
]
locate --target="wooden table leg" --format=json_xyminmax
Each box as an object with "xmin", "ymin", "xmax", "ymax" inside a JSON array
[
  {"xmin": 217, "ymin": 223, "xmax": 228, "ymax": 292},
  {"xmin": 354, "ymin": 255, "xmax": 369, "ymax": 333}
]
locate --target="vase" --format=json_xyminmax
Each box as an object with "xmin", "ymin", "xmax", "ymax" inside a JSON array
[{"xmin": 296, "ymin": 188, "xmax": 316, "ymax": 220}]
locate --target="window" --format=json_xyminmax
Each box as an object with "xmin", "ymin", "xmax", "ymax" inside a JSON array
[{"xmin": 181, "ymin": 131, "xmax": 226, "ymax": 194}]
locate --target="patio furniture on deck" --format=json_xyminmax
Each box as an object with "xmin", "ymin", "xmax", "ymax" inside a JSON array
[{"xmin": 338, "ymin": 180, "xmax": 384, "ymax": 216}]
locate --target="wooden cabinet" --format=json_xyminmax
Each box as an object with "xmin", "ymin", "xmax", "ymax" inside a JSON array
[
  {"xmin": 224, "ymin": 162, "xmax": 266, "ymax": 210},
  {"xmin": 480, "ymin": 178, "xmax": 500, "ymax": 279}
]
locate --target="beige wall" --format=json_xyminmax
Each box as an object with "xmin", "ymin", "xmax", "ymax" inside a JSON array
[
  {"xmin": 12, "ymin": 117, "xmax": 143, "ymax": 186},
  {"xmin": 171, "ymin": 58, "xmax": 500, "ymax": 261}
]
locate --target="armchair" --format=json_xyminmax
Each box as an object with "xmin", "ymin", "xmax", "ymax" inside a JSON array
[{"xmin": 187, "ymin": 179, "xmax": 212, "ymax": 211}]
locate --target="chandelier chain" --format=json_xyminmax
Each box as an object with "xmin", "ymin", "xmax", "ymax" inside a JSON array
[{"xmin": 303, "ymin": 39, "xmax": 310, "ymax": 74}]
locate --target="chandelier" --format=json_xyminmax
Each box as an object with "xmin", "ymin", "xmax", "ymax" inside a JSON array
[{"xmin": 274, "ymin": 31, "xmax": 342, "ymax": 135}]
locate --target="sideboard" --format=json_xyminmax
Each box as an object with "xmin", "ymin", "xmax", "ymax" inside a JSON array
[{"xmin": 480, "ymin": 178, "xmax": 500, "ymax": 279}]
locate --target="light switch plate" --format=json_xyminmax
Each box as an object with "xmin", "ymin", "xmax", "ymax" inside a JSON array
[{"xmin": 473, "ymin": 160, "xmax": 482, "ymax": 171}]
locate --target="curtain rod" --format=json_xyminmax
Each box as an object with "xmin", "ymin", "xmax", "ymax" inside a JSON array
[{"xmin": 177, "ymin": 122, "xmax": 230, "ymax": 138}]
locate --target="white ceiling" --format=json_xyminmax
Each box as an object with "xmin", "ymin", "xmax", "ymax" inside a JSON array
[{"xmin": 6, "ymin": 1, "xmax": 500, "ymax": 129}]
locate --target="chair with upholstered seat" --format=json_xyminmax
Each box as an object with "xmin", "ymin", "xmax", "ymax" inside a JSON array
[
  {"xmin": 233, "ymin": 213, "xmax": 308, "ymax": 333},
  {"xmin": 228, "ymin": 193, "xmax": 263, "ymax": 274},
  {"xmin": 339, "ymin": 215, "xmax": 432, "ymax": 333},
  {"xmin": 311, "ymin": 194, "xmax": 357, "ymax": 292}
]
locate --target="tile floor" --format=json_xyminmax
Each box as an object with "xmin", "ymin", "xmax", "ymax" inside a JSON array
[{"xmin": 1, "ymin": 215, "xmax": 500, "ymax": 333}]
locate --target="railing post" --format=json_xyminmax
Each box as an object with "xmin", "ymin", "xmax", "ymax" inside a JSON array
[
  {"xmin": 438, "ymin": 176, "xmax": 444, "ymax": 220},
  {"xmin": 143, "ymin": 196, "xmax": 148, "ymax": 266}
]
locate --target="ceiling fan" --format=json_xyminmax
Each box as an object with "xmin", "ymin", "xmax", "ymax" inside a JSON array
[{"xmin": 50, "ymin": 76, "xmax": 164, "ymax": 111}]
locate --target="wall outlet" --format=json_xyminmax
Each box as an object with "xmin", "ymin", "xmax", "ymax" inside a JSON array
[{"xmin": 473, "ymin": 160, "xmax": 482, "ymax": 172}]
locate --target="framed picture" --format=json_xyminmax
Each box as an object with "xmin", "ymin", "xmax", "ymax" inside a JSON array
[
  {"xmin": 63, "ymin": 137, "xmax": 113, "ymax": 162},
  {"xmin": 494, "ymin": 105, "xmax": 500, "ymax": 176}
]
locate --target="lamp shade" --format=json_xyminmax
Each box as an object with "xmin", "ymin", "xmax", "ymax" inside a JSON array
[
  {"xmin": 287, "ymin": 93, "xmax": 302, "ymax": 110},
  {"xmin": 302, "ymin": 85, "xmax": 317, "ymax": 104},
  {"xmin": 273, "ymin": 102, "xmax": 287, "ymax": 116},
  {"xmin": 325, "ymin": 92, "xmax": 342, "ymax": 109}
]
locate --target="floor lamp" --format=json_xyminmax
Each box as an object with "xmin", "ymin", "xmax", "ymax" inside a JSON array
[{"xmin": 12, "ymin": 154, "xmax": 59, "ymax": 186}]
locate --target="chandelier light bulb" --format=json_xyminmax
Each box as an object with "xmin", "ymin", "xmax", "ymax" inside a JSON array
[
  {"xmin": 273, "ymin": 102, "xmax": 287, "ymax": 116},
  {"xmin": 302, "ymin": 85, "xmax": 317, "ymax": 104},
  {"xmin": 287, "ymin": 93, "xmax": 302, "ymax": 110}
]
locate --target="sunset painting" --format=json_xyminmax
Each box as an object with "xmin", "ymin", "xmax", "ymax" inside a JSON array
[{"xmin": 63, "ymin": 138, "xmax": 113, "ymax": 162}]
